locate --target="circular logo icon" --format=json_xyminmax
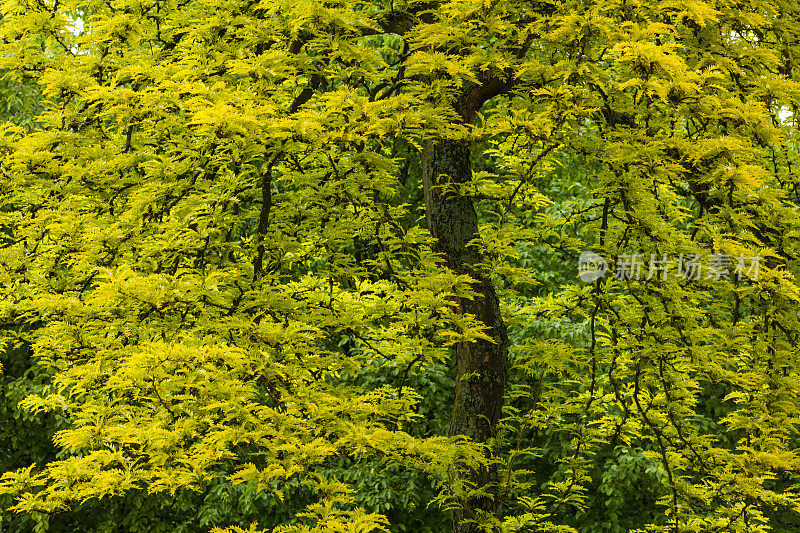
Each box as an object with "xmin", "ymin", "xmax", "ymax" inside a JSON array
[{"xmin": 578, "ymin": 251, "xmax": 608, "ymax": 282}]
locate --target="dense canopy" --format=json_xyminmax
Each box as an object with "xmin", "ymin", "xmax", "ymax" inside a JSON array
[{"xmin": 2, "ymin": 0, "xmax": 800, "ymax": 532}]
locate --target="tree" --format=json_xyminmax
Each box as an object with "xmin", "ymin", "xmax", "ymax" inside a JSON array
[{"xmin": 2, "ymin": 0, "xmax": 800, "ymax": 532}]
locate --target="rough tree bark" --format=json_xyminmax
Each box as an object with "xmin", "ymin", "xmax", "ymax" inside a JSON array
[{"xmin": 422, "ymin": 128, "xmax": 510, "ymax": 531}]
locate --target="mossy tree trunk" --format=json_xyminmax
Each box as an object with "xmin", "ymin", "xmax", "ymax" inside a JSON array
[{"xmin": 422, "ymin": 137, "xmax": 510, "ymax": 533}]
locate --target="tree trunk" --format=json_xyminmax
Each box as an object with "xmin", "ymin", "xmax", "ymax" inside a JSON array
[{"xmin": 422, "ymin": 138, "xmax": 509, "ymax": 533}]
